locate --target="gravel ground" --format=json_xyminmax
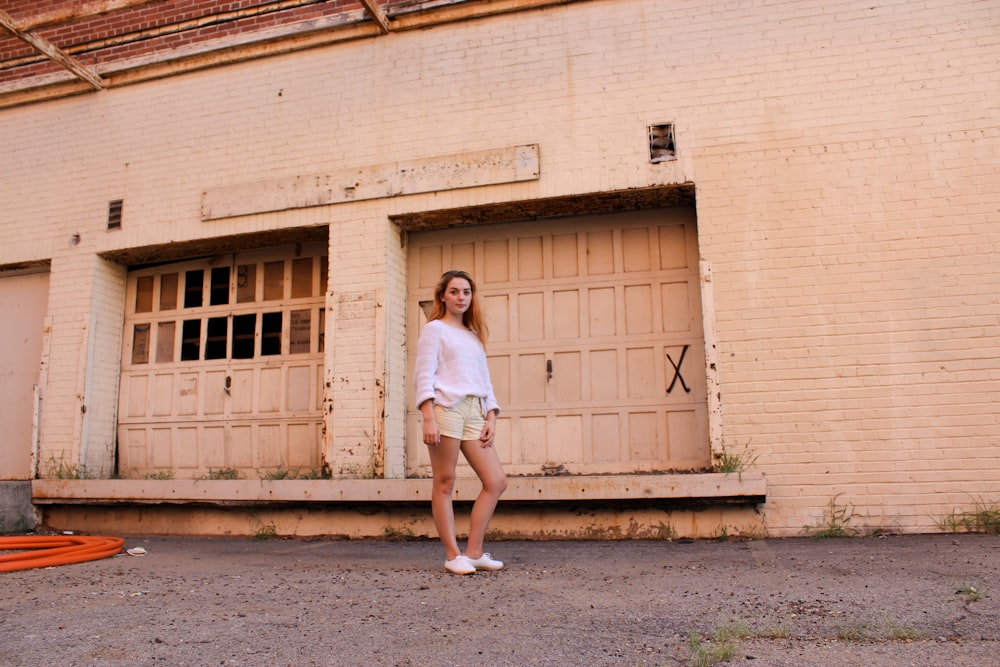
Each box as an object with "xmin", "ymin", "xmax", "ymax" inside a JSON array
[{"xmin": 1, "ymin": 533, "xmax": 998, "ymax": 666}]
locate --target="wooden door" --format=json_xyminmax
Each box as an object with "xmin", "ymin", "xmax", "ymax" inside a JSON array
[
  {"xmin": 0, "ymin": 270, "xmax": 49, "ymax": 480},
  {"xmin": 406, "ymin": 209, "xmax": 709, "ymax": 477},
  {"xmin": 117, "ymin": 245, "xmax": 327, "ymax": 479}
]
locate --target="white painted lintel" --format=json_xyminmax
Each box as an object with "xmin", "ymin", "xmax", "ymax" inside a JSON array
[{"xmin": 201, "ymin": 144, "xmax": 540, "ymax": 221}]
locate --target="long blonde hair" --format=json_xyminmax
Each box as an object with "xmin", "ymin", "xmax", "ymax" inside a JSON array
[{"xmin": 429, "ymin": 269, "xmax": 489, "ymax": 346}]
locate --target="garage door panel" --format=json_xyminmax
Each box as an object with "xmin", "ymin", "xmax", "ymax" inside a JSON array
[
  {"xmin": 205, "ymin": 370, "xmax": 227, "ymax": 415},
  {"xmin": 176, "ymin": 427, "xmax": 199, "ymax": 469},
  {"xmin": 518, "ymin": 416, "xmax": 547, "ymax": 464},
  {"xmin": 590, "ymin": 413, "xmax": 622, "ymax": 462},
  {"xmin": 659, "ymin": 224, "xmax": 689, "ymax": 269},
  {"xmin": 152, "ymin": 374, "xmax": 174, "ymax": 416},
  {"xmin": 484, "ymin": 294, "xmax": 510, "ymax": 342},
  {"xmin": 518, "ymin": 236, "xmax": 544, "ymax": 280},
  {"xmin": 417, "ymin": 246, "xmax": 444, "ymax": 287},
  {"xmin": 623, "ymin": 227, "xmax": 653, "ymax": 272},
  {"xmin": 484, "ymin": 240, "xmax": 510, "ymax": 283},
  {"xmin": 586, "ymin": 230, "xmax": 615, "ymax": 275},
  {"xmin": 256, "ymin": 424, "xmax": 282, "ymax": 468},
  {"xmin": 231, "ymin": 368, "xmax": 255, "ymax": 413},
  {"xmin": 177, "ymin": 373, "xmax": 199, "ymax": 415},
  {"xmin": 487, "ymin": 355, "xmax": 511, "ymax": 405},
  {"xmin": 151, "ymin": 428, "xmax": 172, "ymax": 469},
  {"xmin": 625, "ymin": 284, "xmax": 654, "ymax": 334},
  {"xmin": 120, "ymin": 428, "xmax": 146, "ymax": 471},
  {"xmin": 661, "ymin": 281, "xmax": 693, "ymax": 332},
  {"xmin": 667, "ymin": 410, "xmax": 703, "ymax": 462},
  {"xmin": 626, "ymin": 347, "xmax": 657, "ymax": 399},
  {"xmin": 553, "ymin": 290, "xmax": 580, "ymax": 338},
  {"xmin": 230, "ymin": 425, "xmax": 254, "ymax": 468},
  {"xmin": 550, "ymin": 415, "xmax": 583, "ymax": 463},
  {"xmin": 291, "ymin": 422, "xmax": 318, "ymax": 468},
  {"xmin": 517, "ymin": 292, "xmax": 545, "ymax": 340},
  {"xmin": 590, "ymin": 349, "xmax": 619, "ymax": 401},
  {"xmin": 203, "ymin": 426, "xmax": 226, "ymax": 468},
  {"xmin": 405, "ymin": 414, "xmax": 429, "ymax": 468},
  {"xmin": 286, "ymin": 365, "xmax": 311, "ymax": 412},
  {"xmin": 493, "ymin": 417, "xmax": 513, "ymax": 465},
  {"xmin": 552, "ymin": 233, "xmax": 579, "ymax": 277},
  {"xmin": 517, "ymin": 353, "xmax": 546, "ymax": 403},
  {"xmin": 450, "ymin": 242, "xmax": 475, "ymax": 275},
  {"xmin": 259, "ymin": 368, "xmax": 282, "ymax": 412},
  {"xmin": 588, "ymin": 287, "xmax": 617, "ymax": 337},
  {"xmin": 553, "ymin": 351, "xmax": 582, "ymax": 402},
  {"xmin": 665, "ymin": 343, "xmax": 707, "ymax": 400},
  {"xmin": 126, "ymin": 374, "xmax": 149, "ymax": 418},
  {"xmin": 628, "ymin": 411, "xmax": 662, "ymax": 461}
]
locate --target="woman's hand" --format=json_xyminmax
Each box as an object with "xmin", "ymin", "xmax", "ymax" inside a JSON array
[
  {"xmin": 479, "ymin": 411, "xmax": 497, "ymax": 448},
  {"xmin": 420, "ymin": 401, "xmax": 440, "ymax": 445}
]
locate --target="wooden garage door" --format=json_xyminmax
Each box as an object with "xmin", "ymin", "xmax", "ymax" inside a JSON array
[
  {"xmin": 117, "ymin": 244, "xmax": 327, "ymax": 480},
  {"xmin": 406, "ymin": 208, "xmax": 709, "ymax": 477}
]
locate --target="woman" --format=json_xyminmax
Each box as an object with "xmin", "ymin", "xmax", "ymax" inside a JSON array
[{"xmin": 414, "ymin": 270, "xmax": 508, "ymax": 574}]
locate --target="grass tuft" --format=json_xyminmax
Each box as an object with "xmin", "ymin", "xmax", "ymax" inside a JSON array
[
  {"xmin": 938, "ymin": 497, "xmax": 1000, "ymax": 535},
  {"xmin": 802, "ymin": 494, "xmax": 857, "ymax": 539}
]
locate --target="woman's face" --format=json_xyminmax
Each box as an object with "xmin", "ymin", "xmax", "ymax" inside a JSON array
[{"xmin": 440, "ymin": 276, "xmax": 472, "ymax": 318}]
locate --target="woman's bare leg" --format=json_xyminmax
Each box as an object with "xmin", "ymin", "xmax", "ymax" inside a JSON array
[
  {"xmin": 426, "ymin": 435, "xmax": 463, "ymax": 560},
  {"xmin": 460, "ymin": 439, "xmax": 508, "ymax": 559}
]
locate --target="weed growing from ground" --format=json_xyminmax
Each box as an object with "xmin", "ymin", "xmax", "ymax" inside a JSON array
[
  {"xmin": 759, "ymin": 617, "xmax": 791, "ymax": 639},
  {"xmin": 383, "ymin": 526, "xmax": 416, "ymax": 541},
  {"xmin": 938, "ymin": 497, "xmax": 1000, "ymax": 534},
  {"xmin": 249, "ymin": 514, "xmax": 278, "ymax": 540},
  {"xmin": 202, "ymin": 468, "xmax": 243, "ymax": 480},
  {"xmin": 687, "ymin": 619, "xmax": 750, "ymax": 666},
  {"xmin": 834, "ymin": 623, "xmax": 869, "ymax": 640},
  {"xmin": 802, "ymin": 494, "xmax": 857, "ymax": 538},
  {"xmin": 714, "ymin": 444, "xmax": 758, "ymax": 480},
  {"xmin": 260, "ymin": 466, "xmax": 325, "ymax": 480},
  {"xmin": 957, "ymin": 583, "xmax": 982, "ymax": 603},
  {"xmin": 44, "ymin": 456, "xmax": 94, "ymax": 480},
  {"xmin": 887, "ymin": 623, "xmax": 924, "ymax": 641}
]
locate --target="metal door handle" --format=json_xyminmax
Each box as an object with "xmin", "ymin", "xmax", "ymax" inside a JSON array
[{"xmin": 546, "ymin": 359, "xmax": 552, "ymax": 381}]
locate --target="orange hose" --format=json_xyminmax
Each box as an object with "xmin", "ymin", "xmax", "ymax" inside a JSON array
[{"xmin": 0, "ymin": 535, "xmax": 124, "ymax": 572}]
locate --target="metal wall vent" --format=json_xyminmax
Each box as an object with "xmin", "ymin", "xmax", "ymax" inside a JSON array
[{"xmin": 107, "ymin": 199, "xmax": 123, "ymax": 229}]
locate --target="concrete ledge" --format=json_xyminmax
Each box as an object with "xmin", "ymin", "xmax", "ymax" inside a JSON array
[{"xmin": 32, "ymin": 473, "xmax": 765, "ymax": 505}]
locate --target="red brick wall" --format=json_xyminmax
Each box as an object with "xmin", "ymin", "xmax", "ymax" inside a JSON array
[{"xmin": 0, "ymin": 0, "xmax": 397, "ymax": 83}]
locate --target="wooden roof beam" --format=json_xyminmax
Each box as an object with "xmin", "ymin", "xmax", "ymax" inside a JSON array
[
  {"xmin": 0, "ymin": 9, "xmax": 105, "ymax": 90},
  {"xmin": 359, "ymin": 0, "xmax": 391, "ymax": 33}
]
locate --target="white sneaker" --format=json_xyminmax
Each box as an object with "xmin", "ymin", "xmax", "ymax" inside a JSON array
[
  {"xmin": 466, "ymin": 553, "xmax": 504, "ymax": 571},
  {"xmin": 444, "ymin": 555, "xmax": 476, "ymax": 575}
]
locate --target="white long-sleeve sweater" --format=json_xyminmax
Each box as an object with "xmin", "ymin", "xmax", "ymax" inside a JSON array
[{"xmin": 413, "ymin": 319, "xmax": 500, "ymax": 416}]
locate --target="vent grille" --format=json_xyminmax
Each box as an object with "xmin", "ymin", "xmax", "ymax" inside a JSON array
[{"xmin": 108, "ymin": 199, "xmax": 123, "ymax": 229}]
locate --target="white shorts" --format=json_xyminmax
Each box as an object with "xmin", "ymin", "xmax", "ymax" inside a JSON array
[{"xmin": 433, "ymin": 395, "xmax": 485, "ymax": 441}]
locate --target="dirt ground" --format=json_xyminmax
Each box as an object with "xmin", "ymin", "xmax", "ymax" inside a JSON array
[{"xmin": 1, "ymin": 533, "xmax": 998, "ymax": 666}]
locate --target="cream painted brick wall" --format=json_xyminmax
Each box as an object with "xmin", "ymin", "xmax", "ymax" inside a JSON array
[
  {"xmin": 1, "ymin": 0, "xmax": 997, "ymax": 535},
  {"xmin": 36, "ymin": 252, "xmax": 125, "ymax": 478},
  {"xmin": 384, "ymin": 224, "xmax": 409, "ymax": 479}
]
